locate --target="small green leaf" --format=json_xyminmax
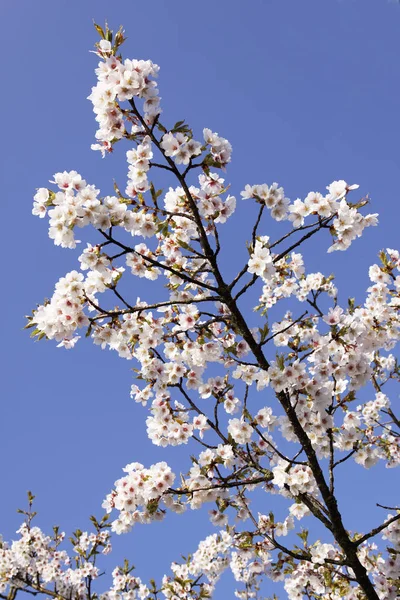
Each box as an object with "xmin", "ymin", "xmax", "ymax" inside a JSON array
[{"xmin": 93, "ymin": 22, "xmax": 105, "ymax": 39}]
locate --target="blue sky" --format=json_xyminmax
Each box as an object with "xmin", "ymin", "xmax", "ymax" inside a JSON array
[{"xmin": 1, "ymin": 0, "xmax": 400, "ymax": 597}]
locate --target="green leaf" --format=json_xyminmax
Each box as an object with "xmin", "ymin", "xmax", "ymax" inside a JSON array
[
  {"xmin": 296, "ymin": 529, "xmax": 309, "ymax": 543},
  {"xmin": 105, "ymin": 23, "xmax": 113, "ymax": 43},
  {"xmin": 177, "ymin": 239, "xmax": 190, "ymax": 250},
  {"xmin": 150, "ymin": 183, "xmax": 163, "ymax": 206},
  {"xmin": 276, "ymin": 354, "xmax": 285, "ymax": 370},
  {"xmin": 259, "ymin": 322, "xmax": 270, "ymax": 342},
  {"xmin": 157, "ymin": 221, "xmax": 169, "ymax": 236},
  {"xmin": 113, "ymin": 26, "xmax": 126, "ymax": 51},
  {"xmin": 93, "ymin": 22, "xmax": 105, "ymax": 39}
]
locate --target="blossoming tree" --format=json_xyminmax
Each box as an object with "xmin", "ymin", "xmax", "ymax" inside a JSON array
[{"xmin": 2, "ymin": 23, "xmax": 399, "ymax": 600}]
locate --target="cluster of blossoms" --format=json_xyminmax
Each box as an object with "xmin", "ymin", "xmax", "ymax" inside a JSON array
[
  {"xmin": 102, "ymin": 462, "xmax": 175, "ymax": 534},
  {"xmin": 33, "ymin": 171, "xmax": 98, "ymax": 248},
  {"xmin": 335, "ymin": 390, "xmax": 400, "ymax": 469},
  {"xmin": 230, "ymin": 249, "xmax": 400, "ymax": 469},
  {"xmin": 126, "ymin": 136, "xmax": 153, "ymax": 196},
  {"xmin": 160, "ymin": 131, "xmax": 202, "ymax": 166},
  {"xmin": 283, "ymin": 536, "xmax": 400, "ymax": 600},
  {"xmin": 273, "ymin": 461, "xmax": 318, "ymax": 496},
  {"xmin": 184, "ymin": 530, "xmax": 232, "ymax": 584},
  {"xmin": 164, "ymin": 171, "xmax": 236, "ymax": 227},
  {"xmin": 30, "ymin": 264, "xmax": 126, "ymax": 349},
  {"xmin": 247, "ymin": 236, "xmax": 275, "ymax": 280},
  {"xmin": 241, "ymin": 182, "xmax": 290, "ymax": 221},
  {"xmin": 101, "ymin": 566, "xmax": 150, "ymax": 600},
  {"xmin": 32, "ymin": 271, "xmax": 89, "ymax": 346},
  {"xmin": 0, "ymin": 505, "xmax": 236, "ymax": 600},
  {"xmin": 18, "ymin": 24, "xmax": 400, "ymax": 600},
  {"xmin": 0, "ymin": 519, "xmax": 110, "ymax": 599},
  {"xmin": 328, "ymin": 198, "xmax": 379, "ymax": 252},
  {"xmin": 241, "ymin": 179, "xmax": 378, "ymax": 252},
  {"xmin": 146, "ymin": 396, "xmax": 197, "ymax": 447},
  {"xmin": 247, "ymin": 243, "xmax": 337, "ymax": 310},
  {"xmin": 88, "ymin": 37, "xmax": 160, "ymax": 156},
  {"xmin": 227, "ymin": 417, "xmax": 253, "ymax": 444},
  {"xmin": 32, "ymin": 169, "xmax": 166, "ymax": 250},
  {"xmin": 3, "ymin": 509, "xmax": 400, "ymax": 600},
  {"xmin": 203, "ymin": 128, "xmax": 232, "ymax": 166}
]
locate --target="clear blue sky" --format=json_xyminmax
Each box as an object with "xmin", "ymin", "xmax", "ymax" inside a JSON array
[{"xmin": 1, "ymin": 0, "xmax": 399, "ymax": 597}]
